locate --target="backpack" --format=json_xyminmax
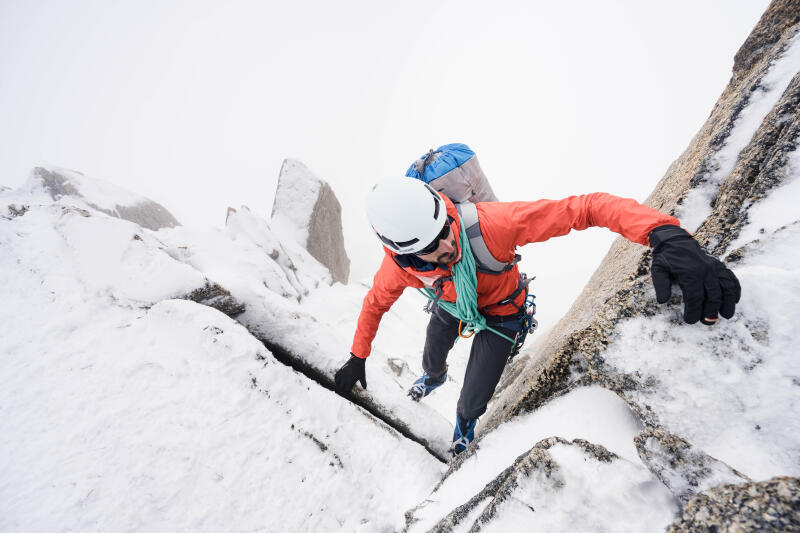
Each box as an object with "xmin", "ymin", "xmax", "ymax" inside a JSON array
[
  {"xmin": 405, "ymin": 143, "xmax": 498, "ymax": 203},
  {"xmin": 406, "ymin": 143, "xmax": 513, "ymax": 274}
]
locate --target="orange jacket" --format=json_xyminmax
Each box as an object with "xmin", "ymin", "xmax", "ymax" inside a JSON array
[{"xmin": 351, "ymin": 193, "xmax": 679, "ymax": 358}]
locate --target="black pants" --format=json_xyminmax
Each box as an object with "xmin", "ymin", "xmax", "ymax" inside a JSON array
[{"xmin": 422, "ymin": 304, "xmax": 516, "ymax": 420}]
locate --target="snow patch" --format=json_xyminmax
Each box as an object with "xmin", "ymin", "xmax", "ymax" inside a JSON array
[
  {"xmin": 408, "ymin": 386, "xmax": 658, "ymax": 530},
  {"xmin": 677, "ymin": 31, "xmax": 800, "ymax": 232}
]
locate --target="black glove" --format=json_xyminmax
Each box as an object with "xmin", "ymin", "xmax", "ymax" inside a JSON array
[
  {"xmin": 334, "ymin": 354, "xmax": 366, "ymax": 394},
  {"xmin": 649, "ymin": 225, "xmax": 741, "ymax": 325}
]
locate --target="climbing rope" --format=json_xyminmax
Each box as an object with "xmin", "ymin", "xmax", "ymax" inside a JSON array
[{"xmin": 417, "ymin": 215, "xmax": 516, "ymax": 344}]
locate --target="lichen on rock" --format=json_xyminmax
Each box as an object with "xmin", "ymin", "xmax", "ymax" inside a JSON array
[{"xmin": 666, "ymin": 476, "xmax": 800, "ymax": 533}]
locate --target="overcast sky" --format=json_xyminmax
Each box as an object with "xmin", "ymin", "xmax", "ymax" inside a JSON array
[{"xmin": 0, "ymin": 0, "xmax": 770, "ymax": 326}]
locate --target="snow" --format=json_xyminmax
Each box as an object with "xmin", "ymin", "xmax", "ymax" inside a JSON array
[
  {"xmin": 27, "ymin": 166, "xmax": 151, "ymax": 209},
  {"xmin": 406, "ymin": 386, "xmax": 679, "ymax": 531},
  {"xmin": 729, "ymin": 146, "xmax": 800, "ymax": 250},
  {"xmin": 480, "ymin": 443, "xmax": 677, "ymax": 533},
  {"xmin": 598, "ymin": 57, "xmax": 800, "ymax": 483},
  {"xmin": 0, "ymin": 298, "xmax": 442, "ymax": 531},
  {"xmin": 0, "ymin": 198, "xmax": 443, "ymax": 531},
  {"xmin": 156, "ymin": 216, "xmax": 465, "ymax": 457},
  {"xmin": 676, "ymin": 30, "xmax": 800, "ymax": 233},
  {"xmin": 602, "ymin": 221, "xmax": 800, "ymax": 481},
  {"xmin": 270, "ymin": 159, "xmax": 324, "ymax": 247}
]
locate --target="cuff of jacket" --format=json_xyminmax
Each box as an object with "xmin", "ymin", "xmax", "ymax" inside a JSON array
[{"xmin": 648, "ymin": 224, "xmax": 690, "ymax": 248}]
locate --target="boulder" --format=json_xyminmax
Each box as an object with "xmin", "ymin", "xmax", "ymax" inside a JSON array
[
  {"xmin": 270, "ymin": 159, "xmax": 350, "ymax": 284},
  {"xmin": 28, "ymin": 166, "xmax": 180, "ymax": 230}
]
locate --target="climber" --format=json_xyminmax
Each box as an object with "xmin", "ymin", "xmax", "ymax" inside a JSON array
[{"xmin": 334, "ymin": 178, "xmax": 741, "ymax": 456}]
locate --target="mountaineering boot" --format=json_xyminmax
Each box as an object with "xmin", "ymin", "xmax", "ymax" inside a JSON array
[
  {"xmin": 407, "ymin": 369, "xmax": 447, "ymax": 401},
  {"xmin": 451, "ymin": 415, "xmax": 478, "ymax": 456}
]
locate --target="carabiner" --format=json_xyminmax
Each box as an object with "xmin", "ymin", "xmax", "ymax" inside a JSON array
[{"xmin": 458, "ymin": 320, "xmax": 476, "ymax": 338}]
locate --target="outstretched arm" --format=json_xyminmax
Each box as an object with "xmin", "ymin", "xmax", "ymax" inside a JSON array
[
  {"xmin": 478, "ymin": 193, "xmax": 679, "ymax": 248},
  {"xmin": 478, "ymin": 193, "xmax": 740, "ymax": 324}
]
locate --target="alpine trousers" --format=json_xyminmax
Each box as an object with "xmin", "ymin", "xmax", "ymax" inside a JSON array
[{"xmin": 422, "ymin": 303, "xmax": 515, "ymax": 420}]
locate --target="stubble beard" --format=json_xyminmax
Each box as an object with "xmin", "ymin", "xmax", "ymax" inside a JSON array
[{"xmin": 436, "ymin": 238, "xmax": 459, "ymax": 265}]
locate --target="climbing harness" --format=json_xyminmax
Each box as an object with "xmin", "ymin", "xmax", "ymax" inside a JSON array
[{"xmin": 417, "ymin": 210, "xmax": 537, "ymax": 357}]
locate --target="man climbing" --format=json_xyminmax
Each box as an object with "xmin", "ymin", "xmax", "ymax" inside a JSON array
[{"xmin": 334, "ymin": 177, "xmax": 741, "ymax": 456}]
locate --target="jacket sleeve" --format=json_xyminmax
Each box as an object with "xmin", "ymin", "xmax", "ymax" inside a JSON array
[
  {"xmin": 350, "ymin": 254, "xmax": 421, "ymax": 359},
  {"xmin": 478, "ymin": 193, "xmax": 679, "ymax": 249}
]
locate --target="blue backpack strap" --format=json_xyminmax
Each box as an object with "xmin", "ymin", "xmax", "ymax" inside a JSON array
[{"xmin": 455, "ymin": 202, "xmax": 518, "ymax": 275}]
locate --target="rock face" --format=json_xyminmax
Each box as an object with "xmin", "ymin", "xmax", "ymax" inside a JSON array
[
  {"xmin": 666, "ymin": 477, "xmax": 800, "ymax": 532},
  {"xmin": 487, "ymin": 0, "xmax": 799, "ymax": 434},
  {"xmin": 427, "ymin": 0, "xmax": 800, "ymax": 527},
  {"xmin": 29, "ymin": 166, "xmax": 180, "ymax": 230},
  {"xmin": 270, "ymin": 159, "xmax": 350, "ymax": 284},
  {"xmin": 487, "ymin": 0, "xmax": 800, "ymax": 429}
]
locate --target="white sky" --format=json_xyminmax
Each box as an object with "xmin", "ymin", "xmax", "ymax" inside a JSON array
[{"xmin": 0, "ymin": 0, "xmax": 770, "ymax": 326}]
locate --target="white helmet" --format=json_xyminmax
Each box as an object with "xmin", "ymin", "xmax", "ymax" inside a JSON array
[{"xmin": 366, "ymin": 178, "xmax": 447, "ymax": 254}]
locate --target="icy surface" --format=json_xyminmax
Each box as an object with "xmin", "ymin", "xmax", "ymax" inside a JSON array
[{"xmin": 677, "ymin": 31, "xmax": 800, "ymax": 233}]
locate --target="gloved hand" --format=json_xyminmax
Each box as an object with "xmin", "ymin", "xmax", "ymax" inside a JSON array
[
  {"xmin": 649, "ymin": 225, "xmax": 741, "ymax": 325},
  {"xmin": 334, "ymin": 353, "xmax": 367, "ymax": 395}
]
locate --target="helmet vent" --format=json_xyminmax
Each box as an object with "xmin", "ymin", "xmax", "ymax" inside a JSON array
[{"xmin": 426, "ymin": 186, "xmax": 441, "ymax": 220}]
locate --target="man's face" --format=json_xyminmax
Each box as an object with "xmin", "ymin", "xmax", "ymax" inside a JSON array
[{"xmin": 415, "ymin": 222, "xmax": 460, "ymax": 265}]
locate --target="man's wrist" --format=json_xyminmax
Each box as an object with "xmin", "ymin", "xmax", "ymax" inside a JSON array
[{"xmin": 649, "ymin": 224, "xmax": 690, "ymax": 249}]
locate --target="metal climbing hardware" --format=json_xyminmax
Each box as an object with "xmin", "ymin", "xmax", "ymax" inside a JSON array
[
  {"xmin": 458, "ymin": 320, "xmax": 476, "ymax": 339},
  {"xmin": 509, "ymin": 292, "xmax": 538, "ymax": 362}
]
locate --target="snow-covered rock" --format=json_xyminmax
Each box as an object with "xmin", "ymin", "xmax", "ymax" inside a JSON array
[
  {"xmin": 25, "ymin": 166, "xmax": 181, "ymax": 230},
  {"xmin": 271, "ymin": 159, "xmax": 350, "ymax": 284},
  {"xmin": 404, "ymin": 387, "xmax": 678, "ymax": 532}
]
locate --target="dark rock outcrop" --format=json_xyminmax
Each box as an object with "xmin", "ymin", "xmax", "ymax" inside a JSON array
[
  {"xmin": 666, "ymin": 477, "xmax": 800, "ymax": 532},
  {"xmin": 30, "ymin": 166, "xmax": 180, "ymax": 230},
  {"xmin": 270, "ymin": 159, "xmax": 350, "ymax": 284},
  {"xmin": 184, "ymin": 281, "xmax": 246, "ymax": 318}
]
